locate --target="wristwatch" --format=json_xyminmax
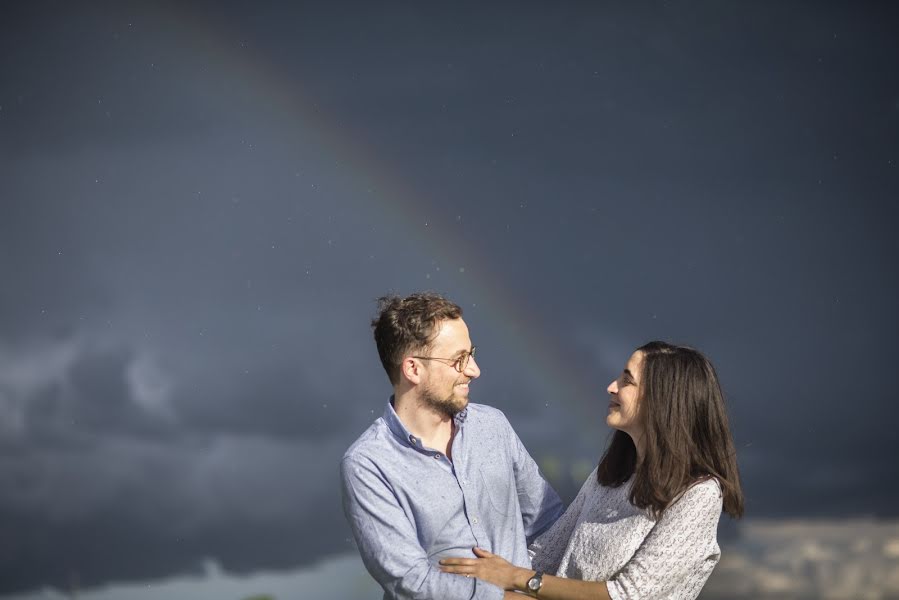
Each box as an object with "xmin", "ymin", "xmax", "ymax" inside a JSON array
[{"xmin": 526, "ymin": 570, "xmax": 544, "ymax": 597}]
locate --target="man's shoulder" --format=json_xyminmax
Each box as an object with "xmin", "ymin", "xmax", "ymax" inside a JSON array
[
  {"xmin": 466, "ymin": 402, "xmax": 511, "ymax": 425},
  {"xmin": 464, "ymin": 403, "xmax": 516, "ymax": 440},
  {"xmin": 342, "ymin": 418, "xmax": 391, "ymax": 467}
]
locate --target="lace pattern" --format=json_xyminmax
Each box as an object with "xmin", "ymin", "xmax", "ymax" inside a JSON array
[{"xmin": 531, "ymin": 469, "xmax": 722, "ymax": 600}]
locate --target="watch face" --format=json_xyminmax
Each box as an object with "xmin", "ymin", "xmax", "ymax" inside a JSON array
[{"xmin": 528, "ymin": 578, "xmax": 539, "ymax": 591}]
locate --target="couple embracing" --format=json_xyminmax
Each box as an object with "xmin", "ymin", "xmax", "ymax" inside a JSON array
[{"xmin": 341, "ymin": 292, "xmax": 743, "ymax": 600}]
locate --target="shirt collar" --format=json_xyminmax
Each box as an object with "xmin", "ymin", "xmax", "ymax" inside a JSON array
[
  {"xmin": 383, "ymin": 396, "xmax": 469, "ymax": 448},
  {"xmin": 383, "ymin": 396, "xmax": 413, "ymax": 445}
]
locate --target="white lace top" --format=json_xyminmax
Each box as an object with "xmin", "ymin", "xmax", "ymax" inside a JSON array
[{"xmin": 530, "ymin": 468, "xmax": 722, "ymax": 600}]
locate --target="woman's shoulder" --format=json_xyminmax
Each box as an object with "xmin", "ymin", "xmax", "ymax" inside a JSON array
[
  {"xmin": 667, "ymin": 476, "xmax": 723, "ymax": 514},
  {"xmin": 689, "ymin": 476, "xmax": 723, "ymax": 496}
]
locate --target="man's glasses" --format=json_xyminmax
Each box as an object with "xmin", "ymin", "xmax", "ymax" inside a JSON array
[{"xmin": 411, "ymin": 346, "xmax": 477, "ymax": 373}]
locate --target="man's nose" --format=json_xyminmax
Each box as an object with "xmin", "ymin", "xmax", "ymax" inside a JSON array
[{"xmin": 464, "ymin": 355, "xmax": 481, "ymax": 379}]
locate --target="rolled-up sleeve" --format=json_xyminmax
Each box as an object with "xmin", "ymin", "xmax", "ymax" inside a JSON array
[
  {"xmin": 606, "ymin": 480, "xmax": 723, "ymax": 600},
  {"xmin": 341, "ymin": 454, "xmax": 504, "ymax": 600}
]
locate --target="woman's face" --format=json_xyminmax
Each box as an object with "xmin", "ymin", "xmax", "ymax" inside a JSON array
[{"xmin": 606, "ymin": 350, "xmax": 644, "ymax": 441}]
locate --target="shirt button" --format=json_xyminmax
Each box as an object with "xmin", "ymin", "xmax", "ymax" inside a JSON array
[
  {"xmin": 434, "ymin": 454, "xmax": 440, "ymax": 459},
  {"xmin": 409, "ymin": 435, "xmax": 416, "ymax": 444},
  {"xmin": 472, "ymin": 517, "xmax": 479, "ymax": 525}
]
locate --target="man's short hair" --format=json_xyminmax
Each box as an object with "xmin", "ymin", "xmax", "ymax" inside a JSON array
[{"xmin": 372, "ymin": 292, "xmax": 463, "ymax": 385}]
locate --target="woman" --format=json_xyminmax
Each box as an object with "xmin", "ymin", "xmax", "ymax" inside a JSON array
[{"xmin": 440, "ymin": 341, "xmax": 744, "ymax": 599}]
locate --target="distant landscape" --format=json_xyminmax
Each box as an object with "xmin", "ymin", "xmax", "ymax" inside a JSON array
[
  {"xmin": 703, "ymin": 519, "xmax": 899, "ymax": 600},
  {"xmin": 3, "ymin": 519, "xmax": 897, "ymax": 600}
]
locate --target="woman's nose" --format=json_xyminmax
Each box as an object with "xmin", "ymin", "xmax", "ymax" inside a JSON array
[{"xmin": 607, "ymin": 379, "xmax": 617, "ymax": 394}]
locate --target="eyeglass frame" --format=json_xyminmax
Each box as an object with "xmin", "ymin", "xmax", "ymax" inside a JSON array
[{"xmin": 410, "ymin": 346, "xmax": 477, "ymax": 373}]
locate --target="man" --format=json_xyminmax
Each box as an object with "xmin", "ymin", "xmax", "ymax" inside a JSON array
[{"xmin": 341, "ymin": 292, "xmax": 563, "ymax": 600}]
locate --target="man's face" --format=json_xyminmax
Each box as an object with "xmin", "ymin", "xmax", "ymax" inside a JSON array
[{"xmin": 417, "ymin": 318, "xmax": 480, "ymax": 416}]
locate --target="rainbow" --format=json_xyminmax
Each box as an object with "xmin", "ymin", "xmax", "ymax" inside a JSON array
[{"xmin": 153, "ymin": 5, "xmax": 606, "ymax": 444}]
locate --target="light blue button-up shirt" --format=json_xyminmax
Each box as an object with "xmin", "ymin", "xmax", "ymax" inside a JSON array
[{"xmin": 341, "ymin": 400, "xmax": 564, "ymax": 600}]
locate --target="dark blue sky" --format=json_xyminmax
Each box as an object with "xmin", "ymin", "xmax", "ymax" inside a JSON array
[{"xmin": 1, "ymin": 1, "xmax": 897, "ymax": 595}]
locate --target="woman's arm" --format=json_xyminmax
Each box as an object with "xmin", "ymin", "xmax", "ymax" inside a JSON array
[
  {"xmin": 442, "ymin": 548, "xmax": 611, "ymax": 600},
  {"xmin": 511, "ymin": 572, "xmax": 611, "ymax": 600}
]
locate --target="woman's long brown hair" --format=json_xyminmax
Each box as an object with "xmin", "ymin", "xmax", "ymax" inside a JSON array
[{"xmin": 598, "ymin": 341, "xmax": 744, "ymax": 519}]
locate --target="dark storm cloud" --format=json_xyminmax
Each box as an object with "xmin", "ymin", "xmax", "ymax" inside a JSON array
[
  {"xmin": 0, "ymin": 329, "xmax": 360, "ymax": 593},
  {"xmin": 1, "ymin": 0, "xmax": 898, "ymax": 595},
  {"xmin": 27, "ymin": 346, "xmax": 173, "ymax": 440},
  {"xmin": 0, "ymin": 340, "xmax": 157, "ymax": 444},
  {"xmin": 0, "ymin": 429, "xmax": 351, "ymax": 593}
]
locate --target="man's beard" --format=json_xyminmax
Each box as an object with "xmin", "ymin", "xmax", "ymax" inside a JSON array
[{"xmin": 420, "ymin": 383, "xmax": 466, "ymax": 418}]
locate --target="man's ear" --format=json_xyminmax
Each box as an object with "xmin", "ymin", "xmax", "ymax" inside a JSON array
[{"xmin": 400, "ymin": 357, "xmax": 422, "ymax": 385}]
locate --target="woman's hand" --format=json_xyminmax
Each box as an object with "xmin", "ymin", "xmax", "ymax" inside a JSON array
[{"xmin": 439, "ymin": 547, "xmax": 530, "ymax": 590}]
